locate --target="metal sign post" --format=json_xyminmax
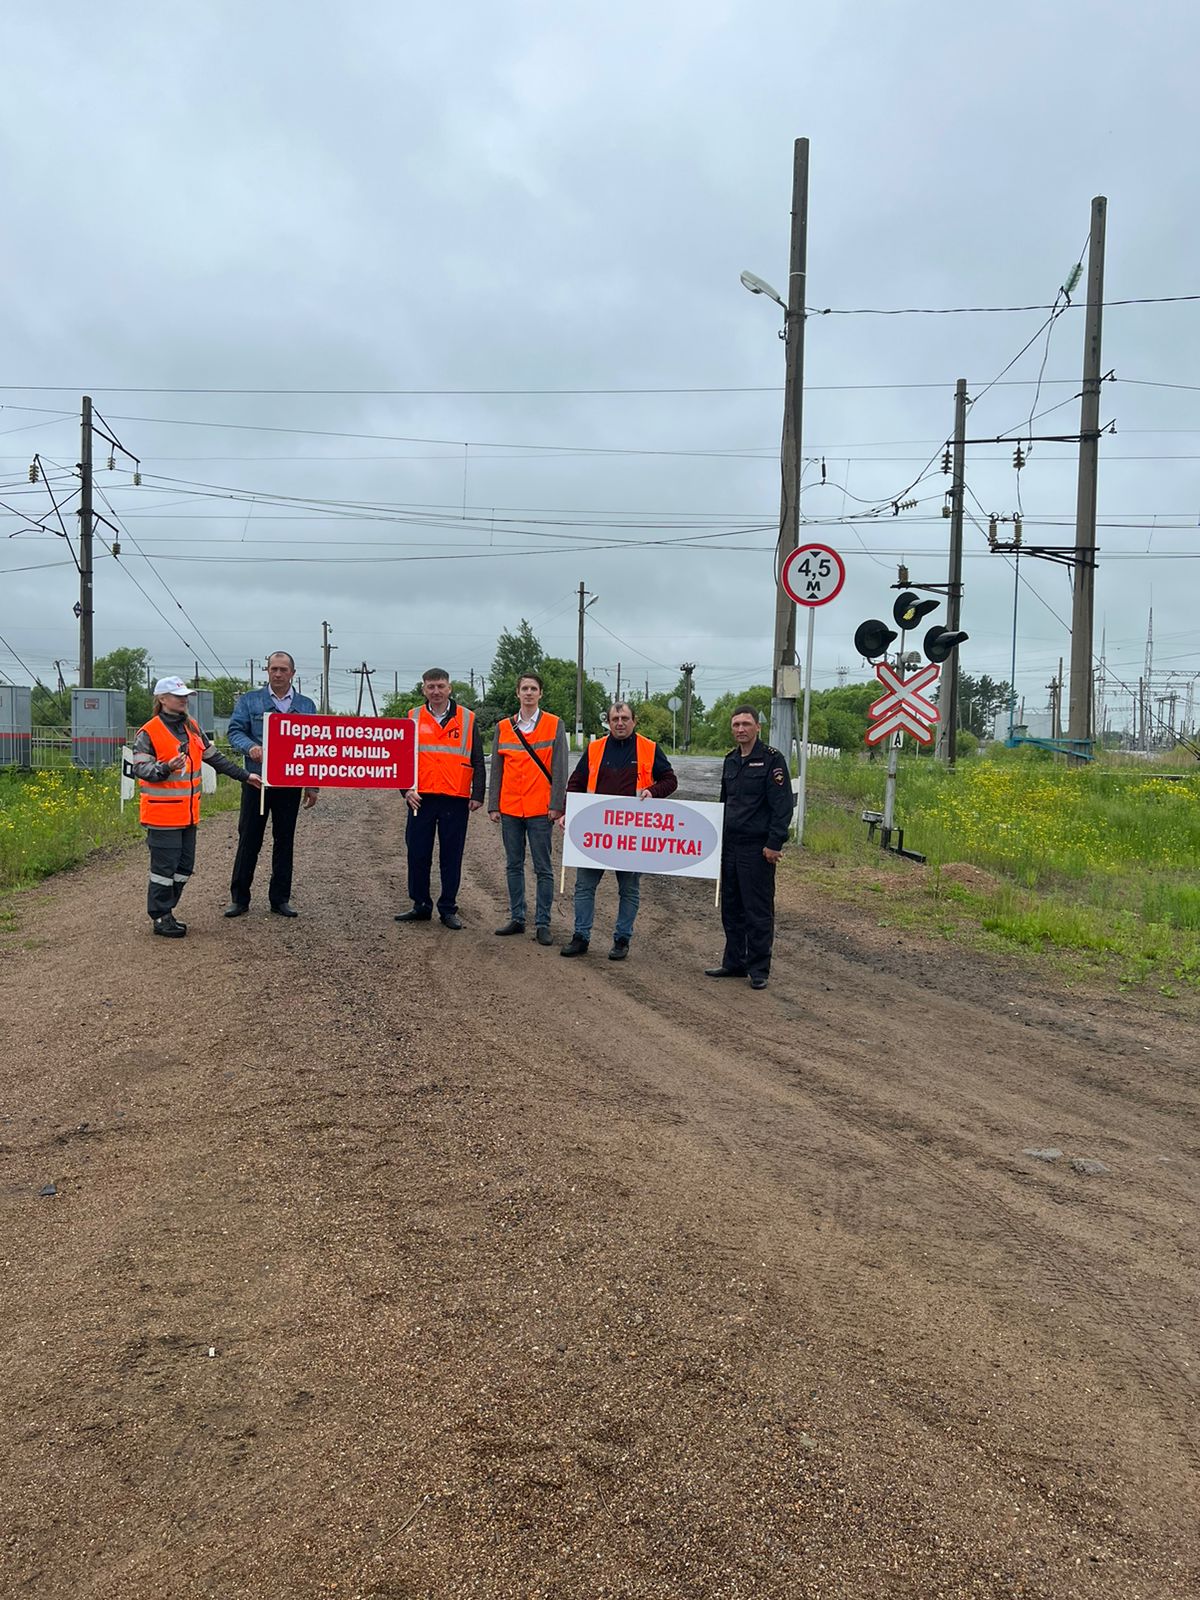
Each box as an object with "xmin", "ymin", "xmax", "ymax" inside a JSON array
[
  {"xmin": 780, "ymin": 543, "xmax": 845, "ymax": 845},
  {"xmin": 666, "ymin": 694, "xmax": 681, "ymax": 752}
]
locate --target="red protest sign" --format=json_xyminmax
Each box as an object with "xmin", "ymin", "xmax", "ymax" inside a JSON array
[{"xmin": 262, "ymin": 713, "xmax": 417, "ymax": 790}]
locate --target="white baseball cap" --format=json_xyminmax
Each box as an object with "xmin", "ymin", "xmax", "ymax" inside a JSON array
[{"xmin": 153, "ymin": 676, "xmax": 196, "ymax": 697}]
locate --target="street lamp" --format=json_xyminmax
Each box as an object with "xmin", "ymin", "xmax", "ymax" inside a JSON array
[{"xmin": 739, "ymin": 270, "xmax": 786, "ymax": 309}]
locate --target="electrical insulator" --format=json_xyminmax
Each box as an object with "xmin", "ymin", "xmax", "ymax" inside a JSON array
[
  {"xmin": 820, "ymin": 456, "xmax": 827, "ymax": 484},
  {"xmin": 1013, "ymin": 516, "xmax": 1023, "ymax": 546},
  {"xmin": 942, "ymin": 495, "xmax": 952, "ymax": 519},
  {"xmin": 107, "ymin": 454, "xmax": 116, "ymax": 471},
  {"xmin": 1063, "ymin": 262, "xmax": 1083, "ymax": 297},
  {"xmin": 111, "ymin": 542, "xmax": 121, "ymax": 556},
  {"xmin": 28, "ymin": 461, "xmax": 39, "ymax": 482},
  {"xmin": 941, "ymin": 447, "xmax": 952, "ymax": 474},
  {"xmin": 133, "ymin": 471, "xmax": 141, "ymax": 486},
  {"xmin": 897, "ymin": 564, "xmax": 910, "ymax": 586},
  {"xmin": 1013, "ymin": 445, "xmax": 1025, "ymax": 470},
  {"xmin": 988, "ymin": 515, "xmax": 998, "ymax": 548}
]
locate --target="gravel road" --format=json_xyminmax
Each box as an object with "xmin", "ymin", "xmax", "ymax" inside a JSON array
[{"xmin": 1, "ymin": 785, "xmax": 1196, "ymax": 1599}]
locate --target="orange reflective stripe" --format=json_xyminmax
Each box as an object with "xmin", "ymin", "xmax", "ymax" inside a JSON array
[{"xmin": 411, "ymin": 703, "xmax": 476, "ymax": 798}]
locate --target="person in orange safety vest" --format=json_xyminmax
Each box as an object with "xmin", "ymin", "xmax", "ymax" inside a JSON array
[
  {"xmin": 395, "ymin": 668, "xmax": 486, "ymax": 929},
  {"xmin": 558, "ymin": 700, "xmax": 676, "ymax": 962},
  {"xmin": 129, "ymin": 676, "xmax": 260, "ymax": 938},
  {"xmin": 486, "ymin": 671, "xmax": 569, "ymax": 945}
]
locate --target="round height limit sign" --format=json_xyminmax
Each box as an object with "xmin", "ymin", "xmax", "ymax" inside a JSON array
[
  {"xmin": 781, "ymin": 542, "xmax": 846, "ymax": 607},
  {"xmin": 779, "ymin": 542, "xmax": 846, "ymax": 850}
]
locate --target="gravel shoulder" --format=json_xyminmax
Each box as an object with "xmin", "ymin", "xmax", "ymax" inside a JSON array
[{"xmin": 1, "ymin": 785, "xmax": 1196, "ymax": 1599}]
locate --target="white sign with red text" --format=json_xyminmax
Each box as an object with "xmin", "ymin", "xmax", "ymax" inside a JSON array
[{"xmin": 561, "ymin": 793, "xmax": 724, "ymax": 879}]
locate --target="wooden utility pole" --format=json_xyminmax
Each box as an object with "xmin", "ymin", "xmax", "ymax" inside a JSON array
[
  {"xmin": 1066, "ymin": 196, "xmax": 1107, "ymax": 757},
  {"xmin": 769, "ymin": 137, "xmax": 809, "ymax": 771},
  {"xmin": 938, "ymin": 379, "xmax": 968, "ymax": 767},
  {"xmin": 320, "ymin": 620, "xmax": 334, "ymax": 713},
  {"xmin": 575, "ymin": 580, "xmax": 595, "ymax": 746},
  {"xmin": 78, "ymin": 396, "xmax": 94, "ymax": 687}
]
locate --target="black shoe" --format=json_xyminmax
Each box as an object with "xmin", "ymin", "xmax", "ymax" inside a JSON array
[
  {"xmin": 495, "ymin": 920, "xmax": 525, "ymax": 936},
  {"xmin": 705, "ymin": 965, "xmax": 747, "ymax": 978},
  {"xmin": 535, "ymin": 926, "xmax": 553, "ymax": 947},
  {"xmin": 749, "ymin": 976, "xmax": 768, "ymax": 990},
  {"xmin": 224, "ymin": 902, "xmax": 250, "ymax": 918},
  {"xmin": 440, "ymin": 912, "xmax": 464, "ymax": 930},
  {"xmin": 270, "ymin": 902, "xmax": 299, "ymax": 918},
  {"xmin": 560, "ymin": 935, "xmax": 589, "ymax": 958},
  {"xmin": 153, "ymin": 914, "xmax": 186, "ymax": 939},
  {"xmin": 395, "ymin": 907, "xmax": 433, "ymax": 922},
  {"xmin": 608, "ymin": 937, "xmax": 630, "ymax": 961}
]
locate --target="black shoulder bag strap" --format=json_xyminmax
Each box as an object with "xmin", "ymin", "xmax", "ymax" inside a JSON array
[{"xmin": 511, "ymin": 718, "xmax": 553, "ymax": 786}]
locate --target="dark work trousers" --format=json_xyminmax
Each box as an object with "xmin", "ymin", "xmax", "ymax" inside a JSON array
[
  {"xmin": 230, "ymin": 784, "xmax": 302, "ymax": 909},
  {"xmin": 405, "ymin": 793, "xmax": 470, "ymax": 916},
  {"xmin": 719, "ymin": 840, "xmax": 777, "ymax": 980},
  {"xmin": 146, "ymin": 825, "xmax": 197, "ymax": 919}
]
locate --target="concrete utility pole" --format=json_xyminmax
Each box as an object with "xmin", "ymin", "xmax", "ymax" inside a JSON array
[
  {"xmin": 615, "ymin": 662, "xmax": 621, "ymax": 703},
  {"xmin": 1066, "ymin": 196, "xmax": 1107, "ymax": 756},
  {"xmin": 78, "ymin": 396, "xmax": 94, "ymax": 687},
  {"xmin": 937, "ymin": 378, "xmax": 968, "ymax": 767},
  {"xmin": 680, "ymin": 663, "xmax": 696, "ymax": 751},
  {"xmin": 320, "ymin": 620, "xmax": 334, "ymax": 713},
  {"xmin": 353, "ymin": 662, "xmax": 377, "ymax": 715},
  {"xmin": 769, "ymin": 138, "xmax": 809, "ymax": 769}
]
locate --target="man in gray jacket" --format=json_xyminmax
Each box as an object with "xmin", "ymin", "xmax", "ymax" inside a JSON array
[{"xmin": 487, "ymin": 672, "xmax": 569, "ymax": 946}]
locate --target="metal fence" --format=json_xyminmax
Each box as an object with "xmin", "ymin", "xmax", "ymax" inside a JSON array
[{"xmin": 22, "ymin": 730, "xmax": 235, "ymax": 770}]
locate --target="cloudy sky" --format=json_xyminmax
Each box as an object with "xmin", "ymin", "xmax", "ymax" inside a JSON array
[{"xmin": 1, "ymin": 0, "xmax": 1196, "ymax": 730}]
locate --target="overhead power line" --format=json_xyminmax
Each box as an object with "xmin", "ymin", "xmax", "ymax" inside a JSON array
[{"xmin": 806, "ymin": 293, "xmax": 1200, "ymax": 316}]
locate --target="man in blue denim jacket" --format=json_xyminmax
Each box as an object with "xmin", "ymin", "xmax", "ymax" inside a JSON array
[{"xmin": 225, "ymin": 651, "xmax": 318, "ymax": 918}]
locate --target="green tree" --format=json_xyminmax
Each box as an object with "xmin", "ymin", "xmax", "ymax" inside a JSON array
[
  {"xmin": 382, "ymin": 679, "xmax": 476, "ymax": 718},
  {"xmin": 948, "ymin": 672, "xmax": 1012, "ymax": 738},
  {"xmin": 94, "ymin": 645, "xmax": 153, "ymax": 725},
  {"xmin": 197, "ymin": 676, "xmax": 251, "ymax": 716},
  {"xmin": 701, "ymin": 685, "xmax": 772, "ymax": 747},
  {"xmin": 631, "ymin": 701, "xmax": 672, "ymax": 746},
  {"xmin": 31, "ymin": 679, "xmax": 70, "ymax": 726},
  {"xmin": 95, "ymin": 645, "xmax": 151, "ymax": 694},
  {"xmin": 488, "ymin": 620, "xmax": 545, "ymax": 715},
  {"xmin": 540, "ymin": 656, "xmax": 606, "ymax": 737}
]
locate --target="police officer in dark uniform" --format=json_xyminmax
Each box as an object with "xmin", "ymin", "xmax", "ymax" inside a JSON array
[{"xmin": 706, "ymin": 705, "xmax": 794, "ymax": 989}]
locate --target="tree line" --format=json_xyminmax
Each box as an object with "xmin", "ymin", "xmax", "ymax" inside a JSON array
[{"xmin": 31, "ymin": 632, "xmax": 1011, "ymax": 753}]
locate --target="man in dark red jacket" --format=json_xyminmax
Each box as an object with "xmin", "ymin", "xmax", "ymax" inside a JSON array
[{"xmin": 559, "ymin": 701, "xmax": 677, "ymax": 961}]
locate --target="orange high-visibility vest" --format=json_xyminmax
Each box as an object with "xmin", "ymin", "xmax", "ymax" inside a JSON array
[
  {"xmin": 496, "ymin": 711, "xmax": 561, "ymax": 817},
  {"xmin": 138, "ymin": 715, "xmax": 206, "ymax": 827},
  {"xmin": 586, "ymin": 733, "xmax": 657, "ymax": 793},
  {"xmin": 410, "ymin": 702, "xmax": 476, "ymax": 798}
]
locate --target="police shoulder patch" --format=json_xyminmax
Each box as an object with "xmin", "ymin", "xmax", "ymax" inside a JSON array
[{"xmin": 772, "ymin": 767, "xmax": 786, "ymax": 783}]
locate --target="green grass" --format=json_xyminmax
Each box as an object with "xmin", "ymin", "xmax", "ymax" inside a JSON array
[
  {"xmin": 802, "ymin": 746, "xmax": 1200, "ymax": 994},
  {"xmin": 0, "ymin": 765, "xmax": 243, "ymax": 892}
]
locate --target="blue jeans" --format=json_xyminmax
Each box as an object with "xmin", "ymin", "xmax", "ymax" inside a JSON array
[
  {"xmin": 573, "ymin": 868, "xmax": 641, "ymax": 944},
  {"xmin": 501, "ymin": 813, "xmax": 554, "ymax": 926}
]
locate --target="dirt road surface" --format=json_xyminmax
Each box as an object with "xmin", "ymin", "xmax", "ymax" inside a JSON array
[{"xmin": 1, "ymin": 777, "xmax": 1197, "ymax": 1599}]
